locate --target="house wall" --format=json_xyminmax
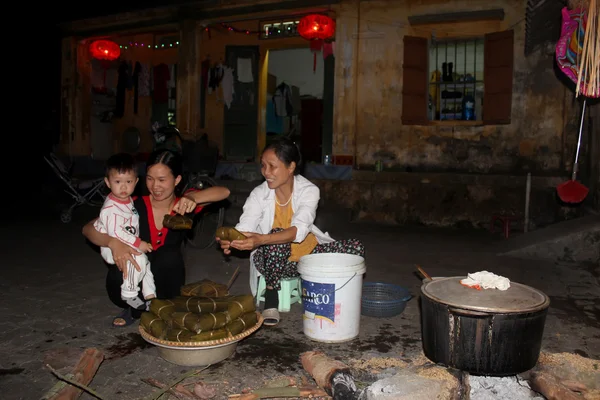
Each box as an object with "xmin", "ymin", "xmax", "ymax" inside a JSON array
[
  {"xmin": 59, "ymin": 33, "xmax": 178, "ymax": 157},
  {"xmin": 331, "ymin": 0, "xmax": 577, "ymax": 174},
  {"xmin": 310, "ymin": 0, "xmax": 588, "ymax": 227}
]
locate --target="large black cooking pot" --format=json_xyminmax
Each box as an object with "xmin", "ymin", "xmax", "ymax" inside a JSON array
[{"xmin": 420, "ymin": 276, "xmax": 550, "ymax": 376}]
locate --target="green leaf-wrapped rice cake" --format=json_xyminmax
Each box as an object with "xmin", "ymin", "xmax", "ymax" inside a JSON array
[
  {"xmin": 226, "ymin": 311, "xmax": 259, "ymax": 336},
  {"xmin": 149, "ymin": 299, "xmax": 177, "ymax": 320},
  {"xmin": 180, "ymin": 279, "xmax": 229, "ymax": 297},
  {"xmin": 165, "ymin": 328, "xmax": 196, "ymax": 342},
  {"xmin": 226, "ymin": 295, "xmax": 256, "ymax": 320},
  {"xmin": 190, "ymin": 328, "xmax": 229, "ymax": 342},
  {"xmin": 140, "ymin": 312, "xmax": 167, "ymax": 339},
  {"xmin": 170, "ymin": 311, "xmax": 230, "ymax": 333},
  {"xmin": 170, "ymin": 296, "xmax": 231, "ymax": 313}
]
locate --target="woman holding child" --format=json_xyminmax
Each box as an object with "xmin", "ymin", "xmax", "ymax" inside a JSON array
[
  {"xmin": 217, "ymin": 137, "xmax": 364, "ymax": 326},
  {"xmin": 83, "ymin": 149, "xmax": 230, "ymax": 327}
]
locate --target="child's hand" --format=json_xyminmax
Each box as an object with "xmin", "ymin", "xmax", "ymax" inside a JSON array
[{"xmin": 139, "ymin": 241, "xmax": 153, "ymax": 253}]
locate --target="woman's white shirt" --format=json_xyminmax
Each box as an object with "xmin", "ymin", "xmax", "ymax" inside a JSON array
[{"xmin": 235, "ymin": 174, "xmax": 334, "ymax": 244}]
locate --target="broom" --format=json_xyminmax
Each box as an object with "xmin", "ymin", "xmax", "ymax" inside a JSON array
[
  {"xmin": 557, "ymin": 99, "xmax": 589, "ymax": 203},
  {"xmin": 557, "ymin": 0, "xmax": 599, "ymax": 203}
]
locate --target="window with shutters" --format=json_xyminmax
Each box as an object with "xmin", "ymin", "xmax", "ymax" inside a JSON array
[
  {"xmin": 402, "ymin": 29, "xmax": 514, "ymax": 126},
  {"xmin": 428, "ymin": 38, "xmax": 484, "ymax": 122}
]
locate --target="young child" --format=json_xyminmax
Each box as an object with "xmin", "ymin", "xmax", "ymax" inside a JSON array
[{"xmin": 94, "ymin": 153, "xmax": 155, "ymax": 310}]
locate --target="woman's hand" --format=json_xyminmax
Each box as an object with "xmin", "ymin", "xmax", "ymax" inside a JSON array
[
  {"xmin": 172, "ymin": 195, "xmax": 197, "ymax": 215},
  {"xmin": 108, "ymin": 238, "xmax": 142, "ymax": 279},
  {"xmin": 216, "ymin": 237, "xmax": 232, "ymax": 255},
  {"xmin": 229, "ymin": 232, "xmax": 263, "ymax": 252}
]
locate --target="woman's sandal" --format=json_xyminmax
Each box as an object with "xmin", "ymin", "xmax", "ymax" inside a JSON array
[
  {"xmin": 112, "ymin": 308, "xmax": 136, "ymax": 328},
  {"xmin": 262, "ymin": 308, "xmax": 280, "ymax": 326}
]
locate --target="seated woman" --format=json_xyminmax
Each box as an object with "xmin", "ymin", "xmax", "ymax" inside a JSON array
[
  {"xmin": 83, "ymin": 149, "xmax": 230, "ymax": 327},
  {"xmin": 217, "ymin": 137, "xmax": 364, "ymax": 326}
]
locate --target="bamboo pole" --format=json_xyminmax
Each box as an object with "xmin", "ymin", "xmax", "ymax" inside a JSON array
[{"xmin": 574, "ymin": 0, "xmax": 599, "ymax": 98}]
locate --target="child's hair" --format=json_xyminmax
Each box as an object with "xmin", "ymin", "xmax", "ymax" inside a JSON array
[{"xmin": 105, "ymin": 153, "xmax": 137, "ymax": 177}]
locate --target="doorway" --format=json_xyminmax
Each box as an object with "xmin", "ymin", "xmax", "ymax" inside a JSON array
[
  {"xmin": 264, "ymin": 47, "xmax": 334, "ymax": 164},
  {"xmin": 223, "ymin": 45, "xmax": 260, "ymax": 161}
]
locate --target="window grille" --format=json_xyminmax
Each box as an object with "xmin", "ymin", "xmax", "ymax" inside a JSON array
[{"xmin": 428, "ymin": 38, "xmax": 484, "ymax": 121}]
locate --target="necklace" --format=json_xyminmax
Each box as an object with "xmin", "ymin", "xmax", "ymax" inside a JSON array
[{"xmin": 275, "ymin": 193, "xmax": 293, "ymax": 207}]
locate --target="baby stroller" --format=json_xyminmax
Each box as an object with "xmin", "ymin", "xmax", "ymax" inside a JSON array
[{"xmin": 44, "ymin": 153, "xmax": 107, "ymax": 223}]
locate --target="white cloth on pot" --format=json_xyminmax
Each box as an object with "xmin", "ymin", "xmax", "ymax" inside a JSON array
[{"xmin": 461, "ymin": 271, "xmax": 511, "ymax": 291}]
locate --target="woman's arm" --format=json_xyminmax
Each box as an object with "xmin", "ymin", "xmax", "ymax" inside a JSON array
[
  {"xmin": 254, "ymin": 227, "xmax": 297, "ymax": 246},
  {"xmin": 174, "ymin": 186, "xmax": 231, "ymax": 215},
  {"xmin": 82, "ymin": 219, "xmax": 141, "ymax": 277},
  {"xmin": 289, "ymin": 185, "xmax": 319, "ymax": 242},
  {"xmin": 82, "ymin": 218, "xmax": 111, "ymax": 247},
  {"xmin": 229, "ymin": 227, "xmax": 297, "ymax": 252},
  {"xmin": 186, "ymin": 186, "xmax": 230, "ymax": 205}
]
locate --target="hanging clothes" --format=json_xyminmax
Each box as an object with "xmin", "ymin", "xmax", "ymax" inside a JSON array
[
  {"xmin": 153, "ymin": 63, "xmax": 170, "ymax": 104},
  {"xmin": 208, "ymin": 64, "xmax": 224, "ymax": 93},
  {"xmin": 221, "ymin": 66, "xmax": 234, "ymax": 109},
  {"xmin": 139, "ymin": 63, "xmax": 151, "ymax": 97},
  {"xmin": 133, "ymin": 62, "xmax": 141, "ymax": 114},
  {"xmin": 272, "ymin": 82, "xmax": 293, "ymax": 117},
  {"xmin": 115, "ymin": 61, "xmax": 131, "ymax": 118},
  {"xmin": 200, "ymin": 59, "xmax": 210, "ymax": 128},
  {"xmin": 168, "ymin": 64, "xmax": 177, "ymax": 88},
  {"xmin": 237, "ymin": 58, "xmax": 253, "ymax": 83}
]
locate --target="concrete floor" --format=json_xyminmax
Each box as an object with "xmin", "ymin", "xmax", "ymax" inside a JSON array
[{"xmin": 1, "ymin": 203, "xmax": 598, "ymax": 400}]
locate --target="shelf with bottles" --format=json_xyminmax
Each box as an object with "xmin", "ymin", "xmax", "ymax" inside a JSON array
[{"xmin": 429, "ymin": 82, "xmax": 484, "ymax": 122}]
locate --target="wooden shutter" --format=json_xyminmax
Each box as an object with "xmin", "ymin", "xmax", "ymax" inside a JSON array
[
  {"xmin": 402, "ymin": 36, "xmax": 428, "ymax": 125},
  {"xmin": 483, "ymin": 30, "xmax": 514, "ymax": 125}
]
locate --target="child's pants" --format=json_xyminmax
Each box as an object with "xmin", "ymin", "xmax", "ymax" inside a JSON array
[{"xmin": 101, "ymin": 248, "xmax": 155, "ymax": 300}]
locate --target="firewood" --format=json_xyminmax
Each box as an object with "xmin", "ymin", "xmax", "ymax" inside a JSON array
[
  {"xmin": 142, "ymin": 378, "xmax": 200, "ymax": 400},
  {"xmin": 530, "ymin": 371, "xmax": 582, "ymax": 400},
  {"xmin": 44, "ymin": 348, "xmax": 105, "ymax": 400},
  {"xmin": 264, "ymin": 376, "xmax": 296, "ymax": 388},
  {"xmin": 562, "ymin": 380, "xmax": 589, "ymax": 393},
  {"xmin": 144, "ymin": 367, "xmax": 209, "ymax": 400},
  {"xmin": 227, "ymin": 385, "xmax": 328, "ymax": 399},
  {"xmin": 300, "ymin": 351, "xmax": 351, "ymax": 392}
]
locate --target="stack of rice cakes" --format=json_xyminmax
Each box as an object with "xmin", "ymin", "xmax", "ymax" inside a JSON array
[{"xmin": 141, "ymin": 279, "xmax": 258, "ymax": 343}]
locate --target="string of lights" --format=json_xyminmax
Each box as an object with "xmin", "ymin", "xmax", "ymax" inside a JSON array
[{"xmin": 118, "ymin": 41, "xmax": 180, "ymax": 50}]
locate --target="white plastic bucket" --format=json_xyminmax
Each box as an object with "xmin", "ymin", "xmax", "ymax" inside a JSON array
[{"xmin": 297, "ymin": 253, "xmax": 366, "ymax": 343}]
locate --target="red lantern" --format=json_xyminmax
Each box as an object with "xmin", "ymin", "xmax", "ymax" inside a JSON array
[
  {"xmin": 298, "ymin": 14, "xmax": 336, "ymax": 41},
  {"xmin": 89, "ymin": 40, "xmax": 121, "ymax": 61}
]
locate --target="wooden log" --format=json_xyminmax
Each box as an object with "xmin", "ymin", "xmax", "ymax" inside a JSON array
[
  {"xmin": 300, "ymin": 351, "xmax": 351, "ymax": 393},
  {"xmin": 529, "ymin": 371, "xmax": 582, "ymax": 400},
  {"xmin": 47, "ymin": 348, "xmax": 104, "ymax": 400},
  {"xmin": 227, "ymin": 385, "xmax": 328, "ymax": 399}
]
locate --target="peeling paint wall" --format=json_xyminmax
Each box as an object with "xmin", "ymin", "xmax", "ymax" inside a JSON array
[{"xmin": 332, "ymin": 0, "xmax": 577, "ymax": 175}]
